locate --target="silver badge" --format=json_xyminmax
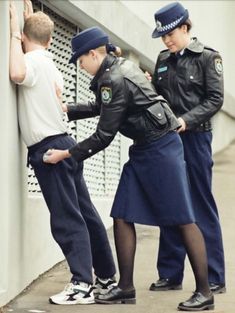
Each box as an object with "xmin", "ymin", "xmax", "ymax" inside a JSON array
[
  {"xmin": 101, "ymin": 86, "xmax": 112, "ymax": 104},
  {"xmin": 156, "ymin": 20, "xmax": 162, "ymax": 31},
  {"xmin": 214, "ymin": 58, "xmax": 223, "ymax": 75}
]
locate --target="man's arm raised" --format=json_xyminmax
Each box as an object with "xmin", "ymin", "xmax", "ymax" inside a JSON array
[{"xmin": 9, "ymin": 1, "xmax": 26, "ymax": 83}]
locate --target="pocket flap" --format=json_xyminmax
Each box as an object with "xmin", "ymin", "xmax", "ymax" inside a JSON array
[{"xmin": 146, "ymin": 102, "xmax": 167, "ymax": 125}]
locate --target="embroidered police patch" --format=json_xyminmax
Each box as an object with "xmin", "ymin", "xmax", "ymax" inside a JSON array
[
  {"xmin": 214, "ymin": 58, "xmax": 223, "ymax": 75},
  {"xmin": 101, "ymin": 86, "xmax": 112, "ymax": 104}
]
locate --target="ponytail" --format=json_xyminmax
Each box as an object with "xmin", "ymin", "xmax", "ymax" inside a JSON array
[{"xmin": 106, "ymin": 43, "xmax": 122, "ymax": 57}]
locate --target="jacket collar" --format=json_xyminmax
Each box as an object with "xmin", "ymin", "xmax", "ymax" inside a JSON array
[
  {"xmin": 185, "ymin": 37, "xmax": 204, "ymax": 53},
  {"xmin": 167, "ymin": 37, "xmax": 204, "ymax": 60},
  {"xmin": 90, "ymin": 54, "xmax": 116, "ymax": 91}
]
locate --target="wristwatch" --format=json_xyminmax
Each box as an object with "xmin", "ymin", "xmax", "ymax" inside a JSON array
[{"xmin": 12, "ymin": 32, "xmax": 22, "ymax": 41}]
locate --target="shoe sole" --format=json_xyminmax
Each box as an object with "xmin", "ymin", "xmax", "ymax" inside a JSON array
[
  {"xmin": 49, "ymin": 298, "xmax": 95, "ymax": 305},
  {"xmin": 95, "ymin": 298, "xmax": 136, "ymax": 304},
  {"xmin": 177, "ymin": 304, "xmax": 214, "ymax": 311},
  {"xmin": 149, "ymin": 285, "xmax": 182, "ymax": 291}
]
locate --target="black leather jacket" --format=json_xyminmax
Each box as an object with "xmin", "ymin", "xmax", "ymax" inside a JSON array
[
  {"xmin": 152, "ymin": 38, "xmax": 224, "ymax": 130},
  {"xmin": 67, "ymin": 54, "xmax": 179, "ymax": 162}
]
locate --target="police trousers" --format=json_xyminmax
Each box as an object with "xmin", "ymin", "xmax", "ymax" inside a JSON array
[
  {"xmin": 157, "ymin": 131, "xmax": 225, "ymax": 285},
  {"xmin": 28, "ymin": 134, "xmax": 116, "ymax": 284}
]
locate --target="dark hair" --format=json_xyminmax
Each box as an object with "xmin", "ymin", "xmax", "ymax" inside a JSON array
[
  {"xmin": 82, "ymin": 43, "xmax": 122, "ymax": 57},
  {"xmin": 182, "ymin": 18, "xmax": 192, "ymax": 32},
  {"xmin": 106, "ymin": 43, "xmax": 122, "ymax": 57}
]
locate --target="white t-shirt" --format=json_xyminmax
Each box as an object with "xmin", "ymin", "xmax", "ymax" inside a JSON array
[{"xmin": 18, "ymin": 49, "xmax": 68, "ymax": 147}]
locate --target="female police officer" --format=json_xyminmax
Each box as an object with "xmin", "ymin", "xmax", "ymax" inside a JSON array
[
  {"xmin": 44, "ymin": 26, "xmax": 214, "ymax": 311},
  {"xmin": 149, "ymin": 2, "xmax": 225, "ymax": 296}
]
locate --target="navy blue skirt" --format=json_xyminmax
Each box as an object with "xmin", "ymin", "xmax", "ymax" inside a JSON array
[{"xmin": 110, "ymin": 132, "xmax": 195, "ymax": 226}]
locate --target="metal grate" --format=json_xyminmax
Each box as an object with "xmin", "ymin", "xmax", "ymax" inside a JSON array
[{"xmin": 28, "ymin": 0, "xmax": 121, "ymax": 197}]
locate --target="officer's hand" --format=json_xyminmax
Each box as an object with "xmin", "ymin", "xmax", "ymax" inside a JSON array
[
  {"xmin": 55, "ymin": 83, "xmax": 67, "ymax": 112},
  {"xmin": 145, "ymin": 71, "xmax": 152, "ymax": 82},
  {"xmin": 177, "ymin": 117, "xmax": 187, "ymax": 133},
  {"xmin": 43, "ymin": 149, "xmax": 71, "ymax": 164}
]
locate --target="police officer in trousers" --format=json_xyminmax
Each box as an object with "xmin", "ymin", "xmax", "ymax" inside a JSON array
[{"xmin": 149, "ymin": 2, "xmax": 226, "ymax": 295}]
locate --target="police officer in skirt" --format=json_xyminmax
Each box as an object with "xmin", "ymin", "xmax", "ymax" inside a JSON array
[
  {"xmin": 149, "ymin": 2, "xmax": 226, "ymax": 296},
  {"xmin": 44, "ymin": 26, "xmax": 214, "ymax": 311}
]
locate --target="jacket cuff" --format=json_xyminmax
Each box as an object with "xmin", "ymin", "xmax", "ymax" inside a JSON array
[
  {"xmin": 67, "ymin": 104, "xmax": 79, "ymax": 121},
  {"xmin": 69, "ymin": 143, "xmax": 94, "ymax": 162}
]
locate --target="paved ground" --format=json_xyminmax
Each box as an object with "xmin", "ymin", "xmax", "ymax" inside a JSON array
[{"xmin": 2, "ymin": 141, "xmax": 235, "ymax": 313}]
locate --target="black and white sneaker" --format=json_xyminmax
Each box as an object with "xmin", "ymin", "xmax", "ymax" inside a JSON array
[
  {"xmin": 93, "ymin": 277, "xmax": 117, "ymax": 296},
  {"xmin": 49, "ymin": 281, "xmax": 95, "ymax": 305}
]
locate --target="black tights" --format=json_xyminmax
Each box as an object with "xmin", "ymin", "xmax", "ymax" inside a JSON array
[
  {"xmin": 114, "ymin": 219, "xmax": 136, "ymax": 290},
  {"xmin": 113, "ymin": 218, "xmax": 210, "ymax": 296}
]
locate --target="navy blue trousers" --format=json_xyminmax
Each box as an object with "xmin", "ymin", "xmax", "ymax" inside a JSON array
[
  {"xmin": 157, "ymin": 131, "xmax": 225, "ymax": 285},
  {"xmin": 28, "ymin": 134, "xmax": 116, "ymax": 284}
]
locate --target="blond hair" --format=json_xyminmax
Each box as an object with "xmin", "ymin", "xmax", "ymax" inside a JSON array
[
  {"xmin": 23, "ymin": 12, "xmax": 54, "ymax": 46},
  {"xmin": 96, "ymin": 45, "xmax": 122, "ymax": 57}
]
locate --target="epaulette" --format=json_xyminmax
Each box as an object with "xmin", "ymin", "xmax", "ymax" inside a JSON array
[
  {"xmin": 204, "ymin": 45, "xmax": 218, "ymax": 53},
  {"xmin": 158, "ymin": 49, "xmax": 170, "ymax": 60}
]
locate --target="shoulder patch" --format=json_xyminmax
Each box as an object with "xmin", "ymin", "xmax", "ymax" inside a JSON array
[
  {"xmin": 214, "ymin": 58, "xmax": 223, "ymax": 75},
  {"xmin": 101, "ymin": 86, "xmax": 112, "ymax": 104}
]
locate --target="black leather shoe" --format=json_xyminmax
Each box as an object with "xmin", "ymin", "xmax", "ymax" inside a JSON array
[
  {"xmin": 95, "ymin": 286, "xmax": 136, "ymax": 304},
  {"xmin": 209, "ymin": 283, "xmax": 226, "ymax": 294},
  {"xmin": 149, "ymin": 278, "xmax": 182, "ymax": 291},
  {"xmin": 178, "ymin": 292, "xmax": 214, "ymax": 311}
]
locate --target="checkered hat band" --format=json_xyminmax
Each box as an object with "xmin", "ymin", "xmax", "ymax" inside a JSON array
[{"xmin": 156, "ymin": 16, "xmax": 184, "ymax": 33}]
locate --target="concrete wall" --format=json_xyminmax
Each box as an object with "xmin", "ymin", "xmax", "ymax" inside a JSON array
[
  {"xmin": 0, "ymin": 0, "xmax": 22, "ymax": 304},
  {"xmin": 1, "ymin": 0, "xmax": 235, "ymax": 307},
  {"xmin": 0, "ymin": 0, "xmax": 64, "ymax": 307}
]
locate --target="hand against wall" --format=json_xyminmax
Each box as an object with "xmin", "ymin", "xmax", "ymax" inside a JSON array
[
  {"xmin": 23, "ymin": 0, "xmax": 33, "ymax": 21},
  {"xmin": 9, "ymin": 1, "xmax": 20, "ymax": 34},
  {"xmin": 9, "ymin": 1, "xmax": 26, "ymax": 83}
]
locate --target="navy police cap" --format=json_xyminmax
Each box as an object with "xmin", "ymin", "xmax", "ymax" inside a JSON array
[
  {"xmin": 152, "ymin": 2, "xmax": 189, "ymax": 38},
  {"xmin": 69, "ymin": 26, "xmax": 109, "ymax": 64}
]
